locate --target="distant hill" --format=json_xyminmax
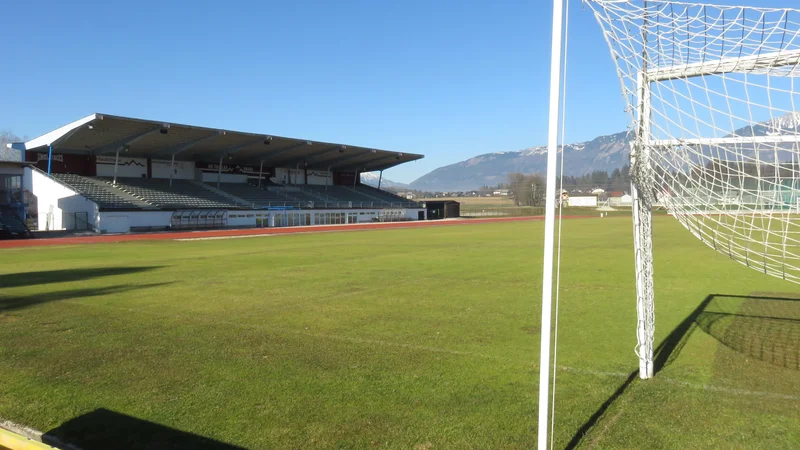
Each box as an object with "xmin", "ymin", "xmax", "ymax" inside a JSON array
[
  {"xmin": 408, "ymin": 111, "xmax": 800, "ymax": 192},
  {"xmin": 409, "ymin": 131, "xmax": 631, "ymax": 192}
]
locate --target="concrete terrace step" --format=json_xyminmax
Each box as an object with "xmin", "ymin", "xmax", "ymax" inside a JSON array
[
  {"xmin": 343, "ymin": 185, "xmax": 385, "ymax": 203},
  {"xmin": 91, "ymin": 178, "xmax": 159, "ymax": 210},
  {"xmin": 191, "ymin": 180, "xmax": 252, "ymax": 208}
]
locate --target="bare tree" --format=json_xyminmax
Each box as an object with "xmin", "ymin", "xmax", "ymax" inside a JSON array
[
  {"xmin": 1, "ymin": 130, "xmax": 23, "ymax": 161},
  {"xmin": 507, "ymin": 172, "xmax": 546, "ymax": 207}
]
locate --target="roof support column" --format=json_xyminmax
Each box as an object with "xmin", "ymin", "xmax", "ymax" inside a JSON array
[
  {"xmin": 326, "ymin": 165, "xmax": 332, "ymax": 193},
  {"xmin": 169, "ymin": 154, "xmax": 176, "ymax": 187},
  {"xmin": 112, "ymin": 147, "xmax": 121, "ymax": 185},
  {"xmin": 47, "ymin": 145, "xmax": 53, "ymax": 176},
  {"xmin": 258, "ymin": 160, "xmax": 264, "ymax": 189},
  {"xmin": 378, "ymin": 170, "xmax": 383, "ymax": 190},
  {"xmin": 354, "ymin": 170, "xmax": 358, "ymax": 188},
  {"xmin": 217, "ymin": 155, "xmax": 224, "ymax": 190}
]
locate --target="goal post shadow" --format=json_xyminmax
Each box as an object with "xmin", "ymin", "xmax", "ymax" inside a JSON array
[{"xmin": 564, "ymin": 292, "xmax": 800, "ymax": 448}]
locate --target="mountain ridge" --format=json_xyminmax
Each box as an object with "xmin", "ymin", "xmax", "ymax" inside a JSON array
[
  {"xmin": 408, "ymin": 112, "xmax": 800, "ymax": 192},
  {"xmin": 408, "ymin": 131, "xmax": 632, "ymax": 192}
]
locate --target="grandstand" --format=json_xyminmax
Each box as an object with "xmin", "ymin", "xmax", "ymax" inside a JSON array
[
  {"xmin": 2, "ymin": 113, "xmax": 425, "ymax": 234},
  {"xmin": 51, "ymin": 174, "xmax": 154, "ymax": 210},
  {"xmin": 106, "ymin": 177, "xmax": 241, "ymax": 209}
]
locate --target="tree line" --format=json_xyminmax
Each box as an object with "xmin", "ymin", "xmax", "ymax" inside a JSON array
[
  {"xmin": 504, "ymin": 165, "xmax": 633, "ymax": 207},
  {"xmin": 403, "ymin": 165, "xmax": 636, "ymax": 205}
]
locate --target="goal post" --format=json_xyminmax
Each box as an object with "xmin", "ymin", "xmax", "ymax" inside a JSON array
[
  {"xmin": 586, "ymin": 0, "xmax": 800, "ymax": 379},
  {"xmin": 539, "ymin": 1, "xmax": 800, "ymax": 446},
  {"xmin": 632, "ymin": 66, "xmax": 656, "ymax": 379}
]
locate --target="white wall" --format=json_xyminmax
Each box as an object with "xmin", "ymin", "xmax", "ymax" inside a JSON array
[
  {"xmin": 94, "ymin": 207, "xmax": 427, "ymax": 233},
  {"xmin": 267, "ymin": 208, "xmax": 426, "ymax": 227},
  {"xmin": 273, "ymin": 168, "xmax": 305, "ymax": 184},
  {"xmin": 568, "ymin": 196, "xmax": 598, "ymax": 207},
  {"xmin": 96, "ymin": 156, "xmax": 147, "ymax": 178},
  {"xmin": 307, "ymin": 170, "xmax": 332, "ymax": 186},
  {"xmin": 98, "ymin": 211, "xmax": 174, "ymax": 233},
  {"xmin": 406, "ymin": 208, "xmax": 426, "ymax": 220},
  {"xmin": 273, "ymin": 168, "xmax": 289, "ymax": 184},
  {"xmin": 609, "ymin": 195, "xmax": 633, "ymax": 207},
  {"xmin": 226, "ymin": 211, "xmax": 260, "ymax": 228},
  {"xmin": 24, "ymin": 167, "xmax": 99, "ymax": 231},
  {"xmin": 151, "ymin": 159, "xmax": 195, "ymax": 179}
]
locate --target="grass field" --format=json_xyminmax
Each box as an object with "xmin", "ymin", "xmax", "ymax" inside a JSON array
[{"xmin": 1, "ymin": 218, "xmax": 799, "ymax": 449}]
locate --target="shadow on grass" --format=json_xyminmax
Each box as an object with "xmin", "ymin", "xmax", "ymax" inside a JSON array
[
  {"xmin": 43, "ymin": 408, "xmax": 246, "ymax": 450},
  {"xmin": 694, "ymin": 293, "xmax": 800, "ymax": 371},
  {"xmin": 0, "ymin": 283, "xmax": 173, "ymax": 313},
  {"xmin": 565, "ymin": 292, "xmax": 800, "ymax": 448},
  {"xmin": 0, "ymin": 266, "xmax": 164, "ymax": 289}
]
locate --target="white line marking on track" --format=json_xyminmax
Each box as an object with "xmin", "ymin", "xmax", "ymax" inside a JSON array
[{"xmin": 175, "ymin": 234, "xmax": 274, "ymax": 241}]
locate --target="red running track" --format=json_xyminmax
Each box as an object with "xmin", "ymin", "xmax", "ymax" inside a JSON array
[{"xmin": 0, "ymin": 216, "xmax": 594, "ymax": 249}]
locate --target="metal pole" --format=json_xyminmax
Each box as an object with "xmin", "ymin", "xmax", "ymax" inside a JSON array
[
  {"xmin": 217, "ymin": 155, "xmax": 224, "ymax": 189},
  {"xmin": 538, "ymin": 0, "xmax": 564, "ymax": 448},
  {"xmin": 258, "ymin": 160, "xmax": 264, "ymax": 188},
  {"xmin": 632, "ymin": 70, "xmax": 655, "ymax": 380},
  {"xmin": 326, "ymin": 165, "xmax": 332, "ymax": 193},
  {"xmin": 169, "ymin": 154, "xmax": 175, "ymax": 187},
  {"xmin": 378, "ymin": 170, "xmax": 383, "ymax": 190},
  {"xmin": 354, "ymin": 171, "xmax": 358, "ymax": 188},
  {"xmin": 113, "ymin": 147, "xmax": 121, "ymax": 185},
  {"xmin": 47, "ymin": 145, "xmax": 53, "ymax": 176}
]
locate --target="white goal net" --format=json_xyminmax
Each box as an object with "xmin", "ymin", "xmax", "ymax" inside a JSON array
[{"xmin": 587, "ymin": 0, "xmax": 800, "ymax": 378}]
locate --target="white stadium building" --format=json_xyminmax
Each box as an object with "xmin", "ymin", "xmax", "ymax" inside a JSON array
[{"xmin": 1, "ymin": 113, "xmax": 426, "ymax": 236}]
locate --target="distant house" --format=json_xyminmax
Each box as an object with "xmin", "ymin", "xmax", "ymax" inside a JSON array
[
  {"xmin": 559, "ymin": 190, "xmax": 570, "ymax": 205},
  {"xmin": 396, "ymin": 192, "xmax": 415, "ymax": 200},
  {"xmin": 609, "ymin": 193, "xmax": 633, "ymax": 207},
  {"xmin": 493, "ymin": 189, "xmax": 510, "ymax": 196},
  {"xmin": 568, "ymin": 195, "xmax": 598, "ymax": 207}
]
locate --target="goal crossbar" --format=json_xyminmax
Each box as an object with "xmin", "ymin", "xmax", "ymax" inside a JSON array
[
  {"xmin": 646, "ymin": 49, "xmax": 800, "ymax": 82},
  {"xmin": 650, "ymin": 135, "xmax": 800, "ymax": 147}
]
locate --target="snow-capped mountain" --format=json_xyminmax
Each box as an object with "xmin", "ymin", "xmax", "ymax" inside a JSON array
[
  {"xmin": 732, "ymin": 111, "xmax": 800, "ymax": 137},
  {"xmin": 409, "ymin": 131, "xmax": 632, "ymax": 192},
  {"xmin": 360, "ymin": 172, "xmax": 408, "ymax": 190},
  {"xmin": 408, "ymin": 111, "xmax": 800, "ymax": 192}
]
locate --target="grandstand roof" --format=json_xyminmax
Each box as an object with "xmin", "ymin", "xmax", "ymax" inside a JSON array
[{"xmin": 7, "ymin": 113, "xmax": 423, "ymax": 172}]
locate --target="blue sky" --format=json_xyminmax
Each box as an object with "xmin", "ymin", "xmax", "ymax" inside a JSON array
[{"xmin": 2, "ymin": 1, "xmax": 631, "ymax": 183}]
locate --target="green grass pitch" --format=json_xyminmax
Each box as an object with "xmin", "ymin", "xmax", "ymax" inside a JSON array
[{"xmin": 0, "ymin": 218, "xmax": 798, "ymax": 449}]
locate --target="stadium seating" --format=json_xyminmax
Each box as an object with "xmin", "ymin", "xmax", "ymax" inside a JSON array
[
  {"xmin": 52, "ymin": 174, "xmax": 149, "ymax": 210},
  {"xmin": 211, "ymin": 183, "xmax": 301, "ymax": 207},
  {"xmin": 279, "ymin": 187, "xmax": 327, "ymax": 204},
  {"xmin": 299, "ymin": 184, "xmax": 418, "ymax": 206},
  {"xmin": 52, "ymin": 173, "xmax": 417, "ymax": 212},
  {"xmin": 105, "ymin": 178, "xmax": 241, "ymax": 209},
  {"xmin": 358, "ymin": 184, "xmax": 419, "ymax": 205},
  {"xmin": 212, "ymin": 182, "xmax": 416, "ymax": 208}
]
